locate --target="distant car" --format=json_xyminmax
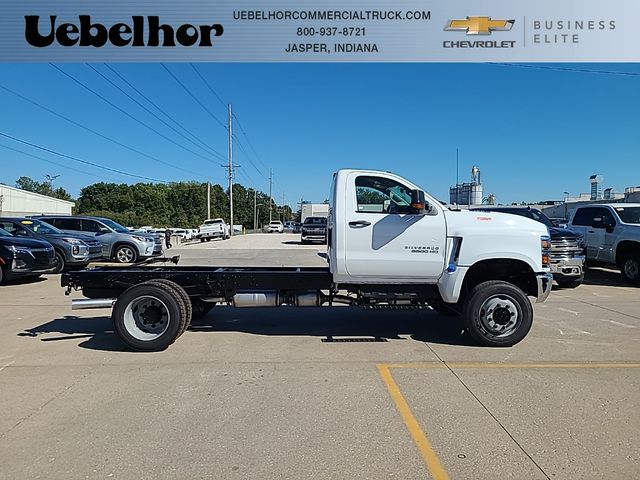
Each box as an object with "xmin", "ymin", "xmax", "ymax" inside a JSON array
[
  {"xmin": 292, "ymin": 222, "xmax": 302, "ymax": 234},
  {"xmin": 37, "ymin": 215, "xmax": 161, "ymax": 263},
  {"xmin": 0, "ymin": 217, "xmax": 103, "ymax": 273},
  {"xmin": 0, "ymin": 227, "xmax": 55, "ymax": 284},
  {"xmin": 197, "ymin": 218, "xmax": 230, "ymax": 242},
  {"xmin": 300, "ymin": 217, "xmax": 327, "ymax": 244},
  {"xmin": 267, "ymin": 221, "xmax": 284, "ymax": 233}
]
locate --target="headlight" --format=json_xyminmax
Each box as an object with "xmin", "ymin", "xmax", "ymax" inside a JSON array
[
  {"xmin": 132, "ymin": 235, "xmax": 152, "ymax": 242},
  {"xmin": 8, "ymin": 245, "xmax": 31, "ymax": 255},
  {"xmin": 62, "ymin": 237, "xmax": 83, "ymax": 245},
  {"xmin": 541, "ymin": 236, "xmax": 551, "ymax": 266}
]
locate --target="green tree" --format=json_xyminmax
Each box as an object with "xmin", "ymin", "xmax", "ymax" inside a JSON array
[{"xmin": 15, "ymin": 176, "xmax": 73, "ymax": 201}]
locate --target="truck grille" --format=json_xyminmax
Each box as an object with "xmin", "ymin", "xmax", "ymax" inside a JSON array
[
  {"xmin": 303, "ymin": 228, "xmax": 326, "ymax": 235},
  {"xmin": 550, "ymin": 238, "xmax": 584, "ymax": 261}
]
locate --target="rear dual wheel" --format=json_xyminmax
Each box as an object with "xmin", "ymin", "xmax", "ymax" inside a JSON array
[{"xmin": 112, "ymin": 280, "xmax": 192, "ymax": 351}]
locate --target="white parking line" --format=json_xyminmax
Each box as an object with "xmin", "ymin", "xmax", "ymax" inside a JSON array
[
  {"xmin": 601, "ymin": 319, "xmax": 637, "ymax": 329},
  {"xmin": 0, "ymin": 360, "xmax": 15, "ymax": 373},
  {"xmin": 558, "ymin": 307, "xmax": 580, "ymax": 315}
]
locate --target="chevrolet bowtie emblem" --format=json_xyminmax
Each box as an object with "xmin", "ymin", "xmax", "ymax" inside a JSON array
[{"xmin": 445, "ymin": 17, "xmax": 515, "ymax": 35}]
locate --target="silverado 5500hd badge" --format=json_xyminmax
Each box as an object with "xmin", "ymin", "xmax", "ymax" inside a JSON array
[{"xmin": 405, "ymin": 245, "xmax": 440, "ymax": 254}]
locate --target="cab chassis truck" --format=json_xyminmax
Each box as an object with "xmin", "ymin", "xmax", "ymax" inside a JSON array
[{"xmin": 62, "ymin": 169, "xmax": 553, "ymax": 351}]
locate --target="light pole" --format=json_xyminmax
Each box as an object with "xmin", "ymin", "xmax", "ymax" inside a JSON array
[{"xmin": 45, "ymin": 174, "xmax": 60, "ymax": 194}]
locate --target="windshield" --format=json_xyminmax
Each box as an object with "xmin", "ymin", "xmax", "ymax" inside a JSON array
[
  {"xmin": 205, "ymin": 220, "xmax": 223, "ymax": 225},
  {"xmin": 19, "ymin": 219, "xmax": 62, "ymax": 235},
  {"xmin": 0, "ymin": 227, "xmax": 11, "ymax": 237},
  {"xmin": 303, "ymin": 217, "xmax": 327, "ymax": 225},
  {"xmin": 269, "ymin": 222, "xmax": 282, "ymax": 226},
  {"xmin": 614, "ymin": 206, "xmax": 640, "ymax": 224},
  {"xmin": 99, "ymin": 218, "xmax": 130, "ymax": 233}
]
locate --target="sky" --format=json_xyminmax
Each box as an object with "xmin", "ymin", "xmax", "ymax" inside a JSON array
[{"xmin": 0, "ymin": 63, "xmax": 638, "ymax": 206}]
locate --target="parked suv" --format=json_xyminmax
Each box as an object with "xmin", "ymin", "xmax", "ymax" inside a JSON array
[
  {"xmin": 301, "ymin": 216, "xmax": 327, "ymax": 244},
  {"xmin": 0, "ymin": 227, "xmax": 55, "ymax": 284},
  {"xmin": 0, "ymin": 218, "xmax": 103, "ymax": 273},
  {"xmin": 37, "ymin": 216, "xmax": 161, "ymax": 263},
  {"xmin": 473, "ymin": 206, "xmax": 585, "ymax": 288},
  {"xmin": 568, "ymin": 204, "xmax": 640, "ymax": 284}
]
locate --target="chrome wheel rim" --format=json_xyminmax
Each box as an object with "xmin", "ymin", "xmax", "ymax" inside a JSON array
[
  {"xmin": 478, "ymin": 295, "xmax": 519, "ymax": 337},
  {"xmin": 123, "ymin": 295, "xmax": 170, "ymax": 341},
  {"xmin": 117, "ymin": 246, "xmax": 135, "ymax": 263},
  {"xmin": 624, "ymin": 259, "xmax": 639, "ymax": 280}
]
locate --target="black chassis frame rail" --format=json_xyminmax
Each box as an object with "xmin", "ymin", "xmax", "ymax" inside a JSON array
[{"xmin": 62, "ymin": 266, "xmax": 334, "ymax": 300}]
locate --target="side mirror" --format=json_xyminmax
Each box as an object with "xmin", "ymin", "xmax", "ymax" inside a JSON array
[
  {"xmin": 15, "ymin": 229, "xmax": 27, "ymax": 236},
  {"xmin": 410, "ymin": 190, "xmax": 427, "ymax": 214},
  {"xmin": 99, "ymin": 227, "xmax": 110, "ymax": 233}
]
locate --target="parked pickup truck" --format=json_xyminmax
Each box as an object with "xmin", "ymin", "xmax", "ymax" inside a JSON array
[
  {"xmin": 567, "ymin": 203, "xmax": 640, "ymax": 284},
  {"xmin": 197, "ymin": 218, "xmax": 230, "ymax": 242},
  {"xmin": 471, "ymin": 206, "xmax": 585, "ymax": 288},
  {"xmin": 62, "ymin": 169, "xmax": 553, "ymax": 351}
]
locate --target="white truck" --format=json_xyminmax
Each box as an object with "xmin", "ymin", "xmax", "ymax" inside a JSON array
[
  {"xmin": 196, "ymin": 218, "xmax": 230, "ymax": 242},
  {"xmin": 62, "ymin": 169, "xmax": 553, "ymax": 351}
]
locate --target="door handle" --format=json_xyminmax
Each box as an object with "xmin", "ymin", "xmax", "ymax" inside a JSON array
[
  {"xmin": 587, "ymin": 230, "xmax": 595, "ymax": 233},
  {"xmin": 348, "ymin": 220, "xmax": 371, "ymax": 227}
]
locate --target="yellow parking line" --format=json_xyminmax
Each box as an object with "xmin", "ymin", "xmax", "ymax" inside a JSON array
[
  {"xmin": 377, "ymin": 364, "xmax": 450, "ymax": 480},
  {"xmin": 377, "ymin": 361, "xmax": 639, "ymax": 478}
]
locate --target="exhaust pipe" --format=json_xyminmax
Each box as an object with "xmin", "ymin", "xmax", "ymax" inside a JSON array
[{"xmin": 72, "ymin": 298, "xmax": 116, "ymax": 310}]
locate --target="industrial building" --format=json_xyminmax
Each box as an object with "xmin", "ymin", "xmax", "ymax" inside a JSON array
[
  {"xmin": 449, "ymin": 165, "xmax": 484, "ymax": 206},
  {"xmin": 0, "ymin": 184, "xmax": 75, "ymax": 216},
  {"xmin": 300, "ymin": 203, "xmax": 329, "ymax": 222}
]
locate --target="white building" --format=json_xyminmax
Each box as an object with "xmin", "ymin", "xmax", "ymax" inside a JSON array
[
  {"xmin": 0, "ymin": 184, "xmax": 75, "ymax": 216},
  {"xmin": 300, "ymin": 203, "xmax": 329, "ymax": 222}
]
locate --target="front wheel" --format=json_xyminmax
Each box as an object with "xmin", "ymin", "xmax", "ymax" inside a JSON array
[
  {"xmin": 621, "ymin": 255, "xmax": 640, "ymax": 285},
  {"xmin": 462, "ymin": 280, "xmax": 533, "ymax": 347},
  {"xmin": 114, "ymin": 245, "xmax": 138, "ymax": 263},
  {"xmin": 52, "ymin": 251, "xmax": 66, "ymax": 274}
]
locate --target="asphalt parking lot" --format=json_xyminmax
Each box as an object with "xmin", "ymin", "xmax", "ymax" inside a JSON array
[{"xmin": 1, "ymin": 233, "xmax": 638, "ymax": 480}]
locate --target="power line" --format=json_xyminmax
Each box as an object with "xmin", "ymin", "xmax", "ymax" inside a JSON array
[
  {"xmin": 0, "ymin": 142, "xmax": 111, "ymax": 182},
  {"xmin": 233, "ymin": 135, "xmax": 267, "ymax": 179},
  {"xmin": 190, "ymin": 64, "xmax": 228, "ymax": 109},
  {"xmin": 232, "ymin": 113, "xmax": 269, "ymax": 171},
  {"xmin": 492, "ymin": 63, "xmax": 640, "ymax": 77},
  {"xmin": 87, "ymin": 64, "xmax": 226, "ymax": 162},
  {"xmin": 0, "ymin": 131, "xmax": 170, "ymax": 183},
  {"xmin": 105, "ymin": 64, "xmax": 222, "ymax": 157},
  {"xmin": 0, "ymin": 83, "xmax": 203, "ymax": 178},
  {"xmin": 160, "ymin": 64, "xmax": 227, "ymax": 129},
  {"xmin": 50, "ymin": 63, "xmax": 220, "ymax": 168}
]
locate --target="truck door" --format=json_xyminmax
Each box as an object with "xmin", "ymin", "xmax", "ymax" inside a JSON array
[{"xmin": 343, "ymin": 173, "xmax": 446, "ymax": 281}]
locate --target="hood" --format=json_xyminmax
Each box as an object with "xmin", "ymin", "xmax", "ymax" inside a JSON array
[
  {"xmin": 548, "ymin": 226, "xmax": 580, "ymax": 239},
  {"xmin": 37, "ymin": 233, "xmax": 101, "ymax": 243},
  {"xmin": 444, "ymin": 209, "xmax": 548, "ymax": 237},
  {"xmin": 0, "ymin": 235, "xmax": 52, "ymax": 249}
]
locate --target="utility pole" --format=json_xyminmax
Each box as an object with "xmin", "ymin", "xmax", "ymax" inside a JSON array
[
  {"xmin": 228, "ymin": 103, "xmax": 234, "ymax": 236},
  {"xmin": 207, "ymin": 182, "xmax": 211, "ymax": 219},
  {"xmin": 282, "ymin": 193, "xmax": 286, "ymax": 221},
  {"xmin": 253, "ymin": 189, "xmax": 257, "ymax": 231},
  {"xmin": 268, "ymin": 168, "xmax": 273, "ymax": 223}
]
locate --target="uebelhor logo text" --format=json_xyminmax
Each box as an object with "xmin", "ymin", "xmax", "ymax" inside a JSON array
[{"xmin": 24, "ymin": 16, "xmax": 224, "ymax": 47}]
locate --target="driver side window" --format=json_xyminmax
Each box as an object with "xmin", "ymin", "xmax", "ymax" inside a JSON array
[{"xmin": 355, "ymin": 176, "xmax": 413, "ymax": 214}]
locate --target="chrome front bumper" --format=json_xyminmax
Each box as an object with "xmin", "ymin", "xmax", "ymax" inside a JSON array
[{"xmin": 536, "ymin": 272, "xmax": 554, "ymax": 303}]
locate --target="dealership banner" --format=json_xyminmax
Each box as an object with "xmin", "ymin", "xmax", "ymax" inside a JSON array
[{"xmin": 1, "ymin": 0, "xmax": 638, "ymax": 61}]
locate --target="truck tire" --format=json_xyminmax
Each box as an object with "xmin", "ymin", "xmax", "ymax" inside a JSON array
[
  {"xmin": 0, "ymin": 267, "xmax": 4, "ymax": 285},
  {"xmin": 200, "ymin": 238, "xmax": 205, "ymax": 243},
  {"xmin": 112, "ymin": 282, "xmax": 188, "ymax": 351},
  {"xmin": 143, "ymin": 279, "xmax": 192, "ymax": 335},
  {"xmin": 52, "ymin": 251, "xmax": 66, "ymax": 274},
  {"xmin": 620, "ymin": 254, "xmax": 640, "ymax": 285},
  {"xmin": 462, "ymin": 280, "xmax": 533, "ymax": 347},
  {"xmin": 114, "ymin": 244, "xmax": 138, "ymax": 264}
]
